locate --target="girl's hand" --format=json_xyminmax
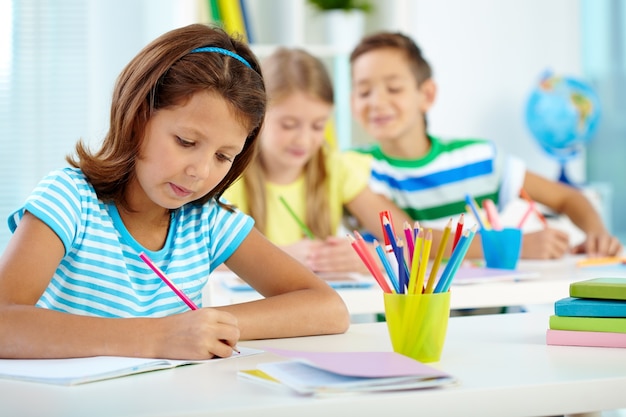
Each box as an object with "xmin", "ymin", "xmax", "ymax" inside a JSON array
[
  {"xmin": 571, "ymin": 233, "xmax": 623, "ymax": 257},
  {"xmin": 521, "ymin": 228, "xmax": 570, "ymax": 259},
  {"xmin": 306, "ymin": 236, "xmax": 368, "ymax": 273},
  {"xmin": 155, "ymin": 308, "xmax": 240, "ymax": 360},
  {"xmin": 282, "ymin": 239, "xmax": 321, "ymax": 265}
]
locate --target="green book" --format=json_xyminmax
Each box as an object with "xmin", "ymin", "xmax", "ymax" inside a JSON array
[
  {"xmin": 569, "ymin": 278, "xmax": 626, "ymax": 300},
  {"xmin": 549, "ymin": 314, "xmax": 626, "ymax": 334}
]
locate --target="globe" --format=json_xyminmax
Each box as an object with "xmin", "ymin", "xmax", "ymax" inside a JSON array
[{"xmin": 525, "ymin": 71, "xmax": 601, "ymax": 185}]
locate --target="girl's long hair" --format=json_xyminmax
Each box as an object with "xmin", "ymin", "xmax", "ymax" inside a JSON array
[{"xmin": 243, "ymin": 48, "xmax": 334, "ymax": 238}]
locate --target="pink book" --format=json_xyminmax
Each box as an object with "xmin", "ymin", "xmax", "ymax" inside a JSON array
[{"xmin": 546, "ymin": 329, "xmax": 626, "ymax": 348}]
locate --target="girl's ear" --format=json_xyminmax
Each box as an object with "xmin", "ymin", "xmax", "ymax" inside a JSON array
[{"xmin": 419, "ymin": 78, "xmax": 437, "ymax": 112}]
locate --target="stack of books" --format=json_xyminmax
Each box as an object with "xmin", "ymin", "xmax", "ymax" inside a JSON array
[{"xmin": 547, "ymin": 278, "xmax": 626, "ymax": 348}]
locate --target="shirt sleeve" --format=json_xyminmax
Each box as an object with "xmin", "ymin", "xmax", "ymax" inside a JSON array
[
  {"xmin": 337, "ymin": 151, "xmax": 373, "ymax": 204},
  {"xmin": 498, "ymin": 154, "xmax": 527, "ymax": 211},
  {"xmin": 8, "ymin": 169, "xmax": 82, "ymax": 255},
  {"xmin": 208, "ymin": 198, "xmax": 255, "ymax": 269}
]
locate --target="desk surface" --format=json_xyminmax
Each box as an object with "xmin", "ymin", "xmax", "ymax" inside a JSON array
[
  {"xmin": 207, "ymin": 256, "xmax": 626, "ymax": 314},
  {"xmin": 2, "ymin": 311, "xmax": 625, "ymax": 417}
]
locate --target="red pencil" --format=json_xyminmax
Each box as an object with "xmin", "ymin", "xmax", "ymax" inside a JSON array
[
  {"xmin": 379, "ymin": 211, "xmax": 393, "ymax": 246},
  {"xmin": 452, "ymin": 213, "xmax": 464, "ymax": 251}
]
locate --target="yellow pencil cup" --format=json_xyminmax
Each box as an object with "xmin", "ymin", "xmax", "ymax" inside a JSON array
[{"xmin": 383, "ymin": 292, "xmax": 451, "ymax": 363}]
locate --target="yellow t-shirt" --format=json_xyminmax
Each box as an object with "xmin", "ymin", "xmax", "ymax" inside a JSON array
[{"xmin": 223, "ymin": 151, "xmax": 371, "ymax": 246}]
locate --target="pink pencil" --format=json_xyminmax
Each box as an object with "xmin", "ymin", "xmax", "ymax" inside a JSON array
[
  {"xmin": 482, "ymin": 199, "xmax": 502, "ymax": 230},
  {"xmin": 139, "ymin": 252, "xmax": 198, "ymax": 310},
  {"xmin": 516, "ymin": 203, "xmax": 535, "ymax": 229},
  {"xmin": 403, "ymin": 221, "xmax": 415, "ymax": 265},
  {"xmin": 138, "ymin": 252, "xmax": 240, "ymax": 354}
]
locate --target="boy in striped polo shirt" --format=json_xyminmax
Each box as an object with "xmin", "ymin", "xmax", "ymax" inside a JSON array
[{"xmin": 347, "ymin": 31, "xmax": 621, "ymax": 260}]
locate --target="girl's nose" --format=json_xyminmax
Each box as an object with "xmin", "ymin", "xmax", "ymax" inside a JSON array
[{"xmin": 187, "ymin": 157, "xmax": 211, "ymax": 180}]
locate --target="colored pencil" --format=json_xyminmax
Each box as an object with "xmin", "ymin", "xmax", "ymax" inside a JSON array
[
  {"xmin": 465, "ymin": 194, "xmax": 487, "ymax": 230},
  {"xmin": 415, "ymin": 229, "xmax": 432, "ymax": 294},
  {"xmin": 374, "ymin": 240, "xmax": 400, "ymax": 293},
  {"xmin": 434, "ymin": 224, "xmax": 477, "ymax": 293},
  {"xmin": 395, "ymin": 239, "xmax": 408, "ymax": 293},
  {"xmin": 452, "ymin": 213, "xmax": 464, "ymax": 251},
  {"xmin": 382, "ymin": 215, "xmax": 398, "ymax": 251},
  {"xmin": 425, "ymin": 218, "xmax": 452, "ymax": 294},
  {"xmin": 349, "ymin": 232, "xmax": 392, "ymax": 293},
  {"xmin": 279, "ymin": 196, "xmax": 314, "ymax": 239},
  {"xmin": 516, "ymin": 204, "xmax": 535, "ymax": 229},
  {"xmin": 482, "ymin": 199, "xmax": 502, "ymax": 230},
  {"xmin": 413, "ymin": 220, "xmax": 421, "ymax": 242},
  {"xmin": 379, "ymin": 210, "xmax": 395, "ymax": 246},
  {"xmin": 404, "ymin": 221, "xmax": 415, "ymax": 265},
  {"xmin": 139, "ymin": 252, "xmax": 241, "ymax": 355},
  {"xmin": 408, "ymin": 229, "xmax": 424, "ymax": 295},
  {"xmin": 520, "ymin": 188, "xmax": 548, "ymax": 227},
  {"xmin": 440, "ymin": 226, "xmax": 477, "ymax": 292},
  {"xmin": 139, "ymin": 252, "xmax": 198, "ymax": 310}
]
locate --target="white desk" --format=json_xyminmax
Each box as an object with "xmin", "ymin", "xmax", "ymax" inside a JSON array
[
  {"xmin": 206, "ymin": 256, "xmax": 626, "ymax": 314},
  {"xmin": 2, "ymin": 312, "xmax": 625, "ymax": 417}
]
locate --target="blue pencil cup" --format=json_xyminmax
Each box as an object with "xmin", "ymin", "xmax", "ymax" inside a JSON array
[{"xmin": 479, "ymin": 227, "xmax": 522, "ymax": 270}]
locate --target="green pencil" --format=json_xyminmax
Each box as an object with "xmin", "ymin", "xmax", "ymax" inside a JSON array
[{"xmin": 278, "ymin": 196, "xmax": 314, "ymax": 239}]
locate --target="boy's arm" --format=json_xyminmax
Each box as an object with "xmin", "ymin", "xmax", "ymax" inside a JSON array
[{"xmin": 522, "ymin": 171, "xmax": 622, "ymax": 256}]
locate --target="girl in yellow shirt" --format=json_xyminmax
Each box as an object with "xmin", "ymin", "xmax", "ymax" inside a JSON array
[{"xmin": 224, "ymin": 48, "xmax": 409, "ymax": 273}]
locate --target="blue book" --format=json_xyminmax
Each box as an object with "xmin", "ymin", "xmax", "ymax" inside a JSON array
[{"xmin": 554, "ymin": 296, "xmax": 626, "ymax": 318}]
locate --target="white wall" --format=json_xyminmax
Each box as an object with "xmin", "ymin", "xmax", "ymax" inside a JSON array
[
  {"xmin": 85, "ymin": 0, "xmax": 199, "ymax": 147},
  {"xmin": 404, "ymin": 0, "xmax": 584, "ymax": 183}
]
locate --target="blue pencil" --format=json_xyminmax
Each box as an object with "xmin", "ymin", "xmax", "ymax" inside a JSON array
[
  {"xmin": 464, "ymin": 194, "xmax": 487, "ymax": 230},
  {"xmin": 440, "ymin": 227, "xmax": 477, "ymax": 292},
  {"xmin": 434, "ymin": 233, "xmax": 467, "ymax": 293},
  {"xmin": 382, "ymin": 215, "xmax": 398, "ymax": 251},
  {"xmin": 434, "ymin": 225, "xmax": 477, "ymax": 293},
  {"xmin": 374, "ymin": 240, "xmax": 400, "ymax": 293},
  {"xmin": 394, "ymin": 240, "xmax": 408, "ymax": 293}
]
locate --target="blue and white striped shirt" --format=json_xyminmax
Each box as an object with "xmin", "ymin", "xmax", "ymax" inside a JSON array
[{"xmin": 8, "ymin": 167, "xmax": 254, "ymax": 317}]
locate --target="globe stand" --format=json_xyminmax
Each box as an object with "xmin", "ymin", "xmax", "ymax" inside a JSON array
[{"xmin": 557, "ymin": 160, "xmax": 578, "ymax": 188}]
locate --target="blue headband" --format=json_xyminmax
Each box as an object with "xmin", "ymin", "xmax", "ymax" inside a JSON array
[{"xmin": 190, "ymin": 46, "xmax": 252, "ymax": 69}]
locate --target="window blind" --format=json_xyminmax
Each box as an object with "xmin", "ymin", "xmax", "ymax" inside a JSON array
[{"xmin": 0, "ymin": 0, "xmax": 88, "ymax": 250}]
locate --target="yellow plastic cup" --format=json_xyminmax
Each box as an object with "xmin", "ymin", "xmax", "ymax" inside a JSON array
[{"xmin": 383, "ymin": 292, "xmax": 451, "ymax": 363}]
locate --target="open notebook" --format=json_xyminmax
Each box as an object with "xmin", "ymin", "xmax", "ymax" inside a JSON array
[{"xmin": 0, "ymin": 347, "xmax": 263, "ymax": 386}]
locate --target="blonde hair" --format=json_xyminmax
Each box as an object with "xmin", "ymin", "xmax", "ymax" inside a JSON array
[{"xmin": 242, "ymin": 47, "xmax": 334, "ymax": 238}]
